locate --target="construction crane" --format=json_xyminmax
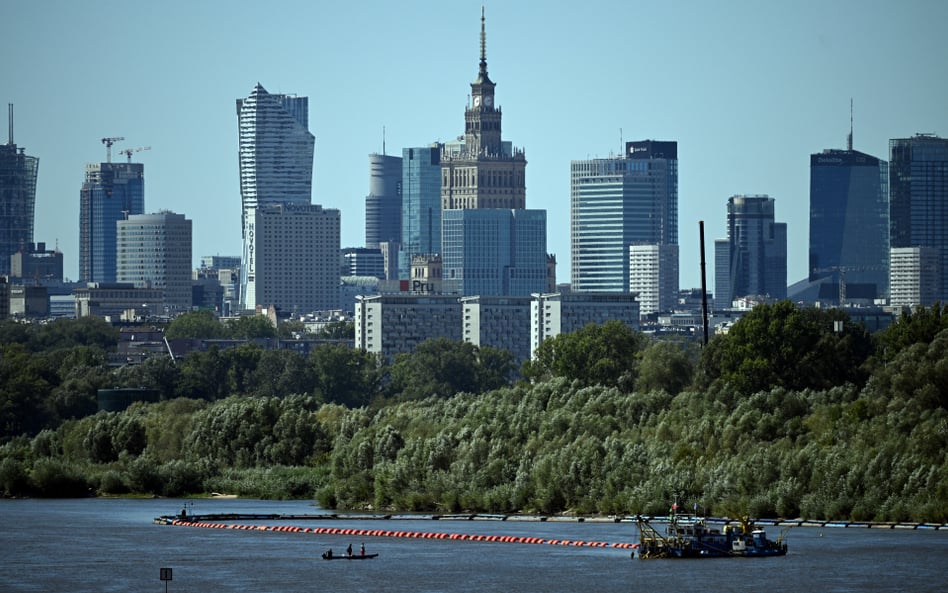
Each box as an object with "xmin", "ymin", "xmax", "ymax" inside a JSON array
[
  {"xmin": 119, "ymin": 146, "xmax": 151, "ymax": 162},
  {"xmin": 101, "ymin": 137, "xmax": 125, "ymax": 163}
]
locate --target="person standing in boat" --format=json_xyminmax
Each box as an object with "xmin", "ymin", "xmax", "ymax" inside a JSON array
[
  {"xmin": 360, "ymin": 543, "xmax": 365, "ymax": 557},
  {"xmin": 346, "ymin": 544, "xmax": 352, "ymax": 557}
]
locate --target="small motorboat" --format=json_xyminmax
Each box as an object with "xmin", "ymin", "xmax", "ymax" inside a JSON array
[{"xmin": 321, "ymin": 551, "xmax": 379, "ymax": 560}]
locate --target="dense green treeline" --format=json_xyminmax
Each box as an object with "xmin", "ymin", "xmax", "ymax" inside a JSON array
[{"xmin": 0, "ymin": 303, "xmax": 946, "ymax": 522}]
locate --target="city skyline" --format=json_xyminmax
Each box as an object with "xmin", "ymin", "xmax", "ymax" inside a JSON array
[{"xmin": 7, "ymin": 0, "xmax": 947, "ymax": 289}]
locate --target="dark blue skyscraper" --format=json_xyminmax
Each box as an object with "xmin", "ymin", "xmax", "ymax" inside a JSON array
[
  {"xmin": 714, "ymin": 195, "xmax": 787, "ymax": 307},
  {"xmin": 809, "ymin": 147, "xmax": 889, "ymax": 303},
  {"xmin": 365, "ymin": 152, "xmax": 402, "ymax": 250},
  {"xmin": 0, "ymin": 105, "xmax": 38, "ymax": 276},
  {"xmin": 889, "ymin": 134, "xmax": 948, "ymax": 302},
  {"xmin": 79, "ymin": 161, "xmax": 144, "ymax": 282}
]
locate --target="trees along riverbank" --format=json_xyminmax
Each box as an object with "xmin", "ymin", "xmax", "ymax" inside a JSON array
[{"xmin": 0, "ymin": 304, "xmax": 946, "ymax": 523}]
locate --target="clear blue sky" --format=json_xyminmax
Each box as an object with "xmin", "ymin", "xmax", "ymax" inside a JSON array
[{"xmin": 7, "ymin": 0, "xmax": 947, "ymax": 289}]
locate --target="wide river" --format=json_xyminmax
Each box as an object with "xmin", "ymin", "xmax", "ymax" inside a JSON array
[{"xmin": 1, "ymin": 497, "xmax": 945, "ymax": 592}]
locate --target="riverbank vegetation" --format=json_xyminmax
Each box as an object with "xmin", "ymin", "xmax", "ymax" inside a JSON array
[{"xmin": 0, "ymin": 303, "xmax": 946, "ymax": 523}]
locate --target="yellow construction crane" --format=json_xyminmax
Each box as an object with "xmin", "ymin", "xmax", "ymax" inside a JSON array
[
  {"xmin": 101, "ymin": 136, "xmax": 125, "ymax": 163},
  {"xmin": 119, "ymin": 146, "xmax": 151, "ymax": 162}
]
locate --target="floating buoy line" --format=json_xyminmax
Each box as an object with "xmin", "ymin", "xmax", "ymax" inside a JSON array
[{"xmin": 162, "ymin": 519, "xmax": 640, "ymax": 551}]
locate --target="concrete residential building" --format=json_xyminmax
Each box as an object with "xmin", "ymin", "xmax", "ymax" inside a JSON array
[
  {"xmin": 530, "ymin": 292, "xmax": 640, "ymax": 359},
  {"xmin": 461, "ymin": 295, "xmax": 532, "ymax": 367},
  {"xmin": 889, "ymin": 246, "xmax": 941, "ymax": 307},
  {"xmin": 79, "ymin": 161, "xmax": 144, "ymax": 282},
  {"xmin": 354, "ymin": 294, "xmax": 462, "ymax": 362},
  {"xmin": 236, "ymin": 83, "xmax": 315, "ymax": 309},
  {"xmin": 570, "ymin": 141, "xmax": 679, "ymax": 303},
  {"xmin": 889, "ymin": 134, "xmax": 948, "ymax": 302},
  {"xmin": 809, "ymin": 141, "xmax": 889, "ymax": 303},
  {"xmin": 117, "ymin": 211, "xmax": 193, "ymax": 312},
  {"xmin": 0, "ymin": 106, "xmax": 39, "ymax": 276},
  {"xmin": 715, "ymin": 195, "xmax": 787, "ymax": 306},
  {"xmin": 629, "ymin": 243, "xmax": 679, "ymax": 317},
  {"xmin": 250, "ymin": 202, "xmax": 340, "ymax": 314}
]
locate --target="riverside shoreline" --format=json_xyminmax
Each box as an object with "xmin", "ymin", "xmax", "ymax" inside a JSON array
[{"xmin": 154, "ymin": 511, "xmax": 947, "ymax": 530}]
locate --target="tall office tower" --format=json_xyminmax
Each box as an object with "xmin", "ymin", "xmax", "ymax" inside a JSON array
[
  {"xmin": 809, "ymin": 134, "xmax": 889, "ymax": 303},
  {"xmin": 236, "ymin": 83, "xmax": 315, "ymax": 309},
  {"xmin": 79, "ymin": 161, "xmax": 144, "ymax": 282},
  {"xmin": 117, "ymin": 212, "xmax": 193, "ymax": 312},
  {"xmin": 889, "ymin": 134, "xmax": 948, "ymax": 303},
  {"xmin": 365, "ymin": 153, "xmax": 402, "ymax": 249},
  {"xmin": 570, "ymin": 141, "xmax": 679, "ymax": 300},
  {"xmin": 439, "ymin": 9, "xmax": 547, "ymax": 297},
  {"xmin": 0, "ymin": 105, "xmax": 39, "ymax": 276},
  {"xmin": 399, "ymin": 144, "xmax": 443, "ymax": 279},
  {"xmin": 250, "ymin": 203, "xmax": 340, "ymax": 314},
  {"xmin": 715, "ymin": 195, "xmax": 787, "ymax": 307}
]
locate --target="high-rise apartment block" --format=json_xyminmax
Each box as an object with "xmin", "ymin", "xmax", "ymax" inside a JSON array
[
  {"xmin": 714, "ymin": 195, "xmax": 787, "ymax": 308},
  {"xmin": 79, "ymin": 161, "xmax": 144, "ymax": 282},
  {"xmin": 365, "ymin": 153, "xmax": 402, "ymax": 250},
  {"xmin": 237, "ymin": 83, "xmax": 316, "ymax": 310},
  {"xmin": 889, "ymin": 134, "xmax": 948, "ymax": 303},
  {"xmin": 889, "ymin": 246, "xmax": 941, "ymax": 307},
  {"xmin": 629, "ymin": 243, "xmax": 679, "ymax": 316},
  {"xmin": 438, "ymin": 9, "xmax": 548, "ymax": 297},
  {"xmin": 117, "ymin": 212, "xmax": 193, "ymax": 312},
  {"xmin": 570, "ymin": 140, "xmax": 679, "ymax": 311},
  {"xmin": 809, "ymin": 144, "xmax": 889, "ymax": 303},
  {"xmin": 250, "ymin": 202, "xmax": 340, "ymax": 314},
  {"xmin": 0, "ymin": 106, "xmax": 38, "ymax": 276},
  {"xmin": 530, "ymin": 292, "xmax": 640, "ymax": 358}
]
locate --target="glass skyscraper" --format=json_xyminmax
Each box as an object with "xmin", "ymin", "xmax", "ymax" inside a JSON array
[
  {"xmin": 809, "ymin": 148, "xmax": 889, "ymax": 302},
  {"xmin": 0, "ymin": 108, "xmax": 39, "ymax": 276},
  {"xmin": 236, "ymin": 83, "xmax": 316, "ymax": 310},
  {"xmin": 79, "ymin": 162, "xmax": 144, "ymax": 282},
  {"xmin": 570, "ymin": 140, "xmax": 679, "ymax": 300},
  {"xmin": 365, "ymin": 153, "xmax": 402, "ymax": 250},
  {"xmin": 889, "ymin": 134, "xmax": 948, "ymax": 303},
  {"xmin": 442, "ymin": 208, "xmax": 547, "ymax": 296},
  {"xmin": 399, "ymin": 145, "xmax": 443, "ymax": 279},
  {"xmin": 715, "ymin": 195, "xmax": 787, "ymax": 306}
]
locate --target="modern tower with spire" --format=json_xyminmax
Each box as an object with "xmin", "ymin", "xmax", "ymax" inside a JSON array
[
  {"xmin": 807, "ymin": 103, "xmax": 889, "ymax": 305},
  {"xmin": 440, "ymin": 8, "xmax": 548, "ymax": 296},
  {"xmin": 0, "ymin": 105, "xmax": 39, "ymax": 276}
]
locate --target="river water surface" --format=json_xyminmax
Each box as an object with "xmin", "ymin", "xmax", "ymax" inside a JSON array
[{"xmin": 1, "ymin": 498, "xmax": 946, "ymax": 592}]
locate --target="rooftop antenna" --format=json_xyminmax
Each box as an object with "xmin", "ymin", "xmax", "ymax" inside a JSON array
[
  {"xmin": 620, "ymin": 127, "xmax": 623, "ymax": 155},
  {"xmin": 7, "ymin": 103, "xmax": 12, "ymax": 145},
  {"xmin": 382, "ymin": 125, "xmax": 386, "ymax": 156},
  {"xmin": 847, "ymin": 98, "xmax": 853, "ymax": 151}
]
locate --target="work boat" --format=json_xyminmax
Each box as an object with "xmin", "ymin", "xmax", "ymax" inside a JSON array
[{"xmin": 636, "ymin": 510, "xmax": 788, "ymax": 558}]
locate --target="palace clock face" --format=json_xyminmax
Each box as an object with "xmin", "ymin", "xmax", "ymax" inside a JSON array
[
  {"xmin": 474, "ymin": 96, "xmax": 481, "ymax": 106},
  {"xmin": 484, "ymin": 95, "xmax": 493, "ymax": 106}
]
